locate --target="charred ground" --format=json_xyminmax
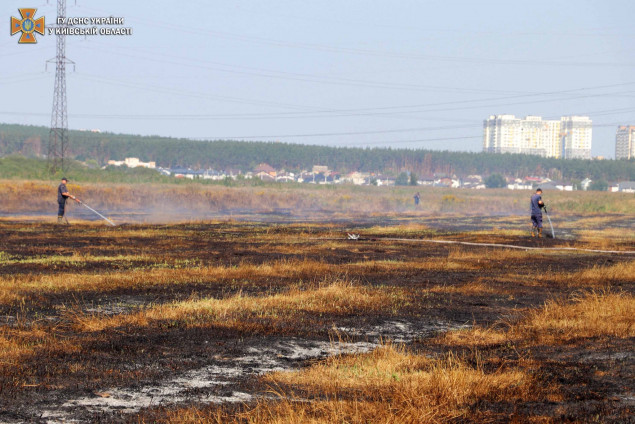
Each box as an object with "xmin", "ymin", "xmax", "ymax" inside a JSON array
[{"xmin": 0, "ymin": 218, "xmax": 632, "ymax": 423}]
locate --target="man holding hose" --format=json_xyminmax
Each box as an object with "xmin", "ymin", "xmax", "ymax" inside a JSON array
[
  {"xmin": 530, "ymin": 188, "xmax": 545, "ymax": 237},
  {"xmin": 57, "ymin": 177, "xmax": 80, "ymax": 224}
]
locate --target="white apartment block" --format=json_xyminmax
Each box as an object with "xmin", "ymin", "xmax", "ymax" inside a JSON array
[
  {"xmin": 107, "ymin": 157, "xmax": 156, "ymax": 169},
  {"xmin": 615, "ymin": 126, "xmax": 635, "ymax": 159},
  {"xmin": 561, "ymin": 116, "xmax": 592, "ymax": 160},
  {"xmin": 483, "ymin": 115, "xmax": 591, "ymax": 159},
  {"xmin": 483, "ymin": 115, "xmax": 523, "ymax": 155}
]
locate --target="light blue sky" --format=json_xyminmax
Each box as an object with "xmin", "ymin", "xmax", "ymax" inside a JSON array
[{"xmin": 3, "ymin": 0, "xmax": 634, "ymax": 158}]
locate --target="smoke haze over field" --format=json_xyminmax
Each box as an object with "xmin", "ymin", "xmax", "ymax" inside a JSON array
[{"xmin": 2, "ymin": 181, "xmax": 634, "ymax": 227}]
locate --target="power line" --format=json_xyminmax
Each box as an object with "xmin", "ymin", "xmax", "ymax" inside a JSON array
[
  {"xmin": 66, "ymin": 55, "xmax": 635, "ymax": 114},
  {"xmin": 183, "ymin": 1, "xmax": 635, "ymax": 41},
  {"xmin": 343, "ymin": 135, "xmax": 483, "ymax": 146},
  {"xmin": 3, "ymin": 104, "xmax": 634, "ymax": 123},
  {"xmin": 57, "ymin": 91, "xmax": 635, "ymax": 120},
  {"xmin": 194, "ymin": 124, "xmax": 481, "ymax": 140},
  {"xmin": 75, "ymin": 42, "xmax": 528, "ymax": 95},
  {"xmin": 28, "ymin": 72, "xmax": 635, "ymax": 121},
  {"xmin": 78, "ymin": 5, "xmax": 635, "ymax": 68},
  {"xmin": 73, "ymin": 73, "xmax": 328, "ymax": 112},
  {"xmin": 76, "ymin": 39, "xmax": 635, "ymax": 96},
  {"xmin": 192, "ymin": 122, "xmax": 631, "ymax": 145}
]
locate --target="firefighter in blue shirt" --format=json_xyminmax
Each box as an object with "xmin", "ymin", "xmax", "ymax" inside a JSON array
[
  {"xmin": 530, "ymin": 188, "xmax": 545, "ymax": 237},
  {"xmin": 57, "ymin": 177, "xmax": 80, "ymax": 224}
]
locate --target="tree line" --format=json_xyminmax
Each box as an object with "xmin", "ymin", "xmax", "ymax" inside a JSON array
[{"xmin": 1, "ymin": 123, "xmax": 634, "ymax": 181}]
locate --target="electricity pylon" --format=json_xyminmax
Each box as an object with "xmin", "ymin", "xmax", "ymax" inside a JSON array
[{"xmin": 47, "ymin": 0, "xmax": 75, "ymax": 173}]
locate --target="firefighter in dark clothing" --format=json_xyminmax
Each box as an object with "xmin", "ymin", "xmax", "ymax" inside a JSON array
[
  {"xmin": 57, "ymin": 177, "xmax": 80, "ymax": 224},
  {"xmin": 530, "ymin": 188, "xmax": 544, "ymax": 237}
]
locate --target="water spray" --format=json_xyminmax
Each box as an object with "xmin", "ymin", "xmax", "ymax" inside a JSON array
[
  {"xmin": 77, "ymin": 200, "xmax": 116, "ymax": 226},
  {"xmin": 543, "ymin": 205, "xmax": 555, "ymax": 239}
]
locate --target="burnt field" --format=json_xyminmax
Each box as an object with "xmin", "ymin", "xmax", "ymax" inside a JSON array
[{"xmin": 0, "ymin": 217, "xmax": 633, "ymax": 423}]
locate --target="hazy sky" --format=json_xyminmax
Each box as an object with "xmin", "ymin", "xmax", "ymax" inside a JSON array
[{"xmin": 3, "ymin": 0, "xmax": 635, "ymax": 158}]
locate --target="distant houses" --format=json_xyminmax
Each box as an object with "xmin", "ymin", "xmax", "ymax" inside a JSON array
[
  {"xmin": 254, "ymin": 163, "xmax": 277, "ymax": 181},
  {"xmin": 102, "ymin": 157, "xmax": 635, "ymax": 193},
  {"xmin": 616, "ymin": 181, "xmax": 635, "ymax": 193},
  {"xmin": 107, "ymin": 157, "xmax": 156, "ymax": 169}
]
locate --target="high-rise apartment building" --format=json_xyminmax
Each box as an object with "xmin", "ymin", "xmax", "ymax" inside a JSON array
[
  {"xmin": 615, "ymin": 126, "xmax": 635, "ymax": 159},
  {"xmin": 542, "ymin": 119, "xmax": 562, "ymax": 158},
  {"xmin": 483, "ymin": 115, "xmax": 591, "ymax": 159},
  {"xmin": 483, "ymin": 115, "xmax": 522, "ymax": 155},
  {"xmin": 561, "ymin": 116, "xmax": 592, "ymax": 160}
]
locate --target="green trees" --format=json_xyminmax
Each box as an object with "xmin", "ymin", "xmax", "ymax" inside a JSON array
[
  {"xmin": 395, "ymin": 172, "xmax": 410, "ymax": 186},
  {"xmin": 484, "ymin": 174, "xmax": 507, "ymax": 188},
  {"xmin": 1, "ymin": 124, "xmax": 634, "ymax": 182},
  {"xmin": 409, "ymin": 173, "xmax": 418, "ymax": 186},
  {"xmin": 589, "ymin": 180, "xmax": 609, "ymax": 191}
]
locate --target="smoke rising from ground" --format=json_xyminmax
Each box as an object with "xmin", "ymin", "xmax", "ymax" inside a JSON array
[{"xmin": 1, "ymin": 180, "xmax": 633, "ymax": 225}]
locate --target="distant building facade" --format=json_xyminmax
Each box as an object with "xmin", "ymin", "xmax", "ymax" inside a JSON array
[
  {"xmin": 615, "ymin": 126, "xmax": 635, "ymax": 159},
  {"xmin": 107, "ymin": 157, "xmax": 156, "ymax": 169},
  {"xmin": 483, "ymin": 115, "xmax": 591, "ymax": 159},
  {"xmin": 483, "ymin": 115, "xmax": 524, "ymax": 155},
  {"xmin": 560, "ymin": 116, "xmax": 592, "ymax": 159}
]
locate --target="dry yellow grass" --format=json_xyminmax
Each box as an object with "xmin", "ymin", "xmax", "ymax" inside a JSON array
[
  {"xmin": 441, "ymin": 327, "xmax": 509, "ymax": 347},
  {"xmin": 1, "ymin": 252, "xmax": 525, "ymax": 304},
  {"xmin": 573, "ymin": 260, "xmax": 635, "ymax": 284},
  {"xmin": 446, "ymin": 246, "xmax": 538, "ymax": 261},
  {"xmin": 362, "ymin": 223, "xmax": 433, "ymax": 236},
  {"xmin": 577, "ymin": 227, "xmax": 635, "ymax": 241},
  {"xmin": 0, "ymin": 253, "xmax": 153, "ymax": 266},
  {"xmin": 0, "ymin": 259, "xmax": 335, "ymax": 304},
  {"xmin": 0, "ymin": 327, "xmax": 80, "ymax": 367},
  {"xmin": 561, "ymin": 215, "xmax": 632, "ymax": 230},
  {"xmin": 547, "ymin": 260, "xmax": 635, "ymax": 287},
  {"xmin": 441, "ymin": 291, "xmax": 634, "ymax": 347},
  {"xmin": 520, "ymin": 291, "xmax": 634, "ymax": 342},
  {"xmin": 430, "ymin": 279, "xmax": 498, "ymax": 295},
  {"xmin": 72, "ymin": 281, "xmax": 408, "ymax": 333},
  {"xmin": 348, "ymin": 258, "xmax": 480, "ymax": 272},
  {"xmin": 157, "ymin": 344, "xmax": 539, "ymax": 424}
]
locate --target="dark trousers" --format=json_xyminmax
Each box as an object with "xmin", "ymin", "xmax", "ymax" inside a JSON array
[
  {"xmin": 58, "ymin": 201, "xmax": 66, "ymax": 217},
  {"xmin": 531, "ymin": 214, "xmax": 542, "ymax": 228}
]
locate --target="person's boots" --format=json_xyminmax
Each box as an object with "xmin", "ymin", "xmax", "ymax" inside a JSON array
[{"xmin": 538, "ymin": 227, "xmax": 542, "ymax": 238}]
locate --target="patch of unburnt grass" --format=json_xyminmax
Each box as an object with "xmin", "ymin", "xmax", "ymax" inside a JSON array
[
  {"xmin": 141, "ymin": 344, "xmax": 543, "ymax": 424},
  {"xmin": 546, "ymin": 260, "xmax": 635, "ymax": 288},
  {"xmin": 71, "ymin": 280, "xmax": 410, "ymax": 334},
  {"xmin": 361, "ymin": 223, "xmax": 435, "ymax": 237},
  {"xmin": 430, "ymin": 278, "xmax": 500, "ymax": 296},
  {"xmin": 520, "ymin": 291, "xmax": 634, "ymax": 342},
  {"xmin": 441, "ymin": 290, "xmax": 634, "ymax": 347},
  {"xmin": 0, "ymin": 259, "xmax": 338, "ymax": 307}
]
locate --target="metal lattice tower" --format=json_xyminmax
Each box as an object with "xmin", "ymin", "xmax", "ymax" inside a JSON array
[{"xmin": 47, "ymin": 0, "xmax": 75, "ymax": 173}]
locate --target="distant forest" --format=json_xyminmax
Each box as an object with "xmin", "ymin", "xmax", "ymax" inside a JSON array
[{"xmin": 1, "ymin": 123, "xmax": 634, "ymax": 181}]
